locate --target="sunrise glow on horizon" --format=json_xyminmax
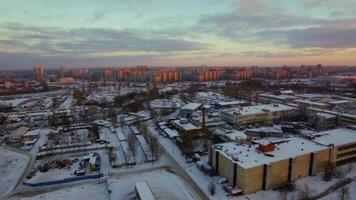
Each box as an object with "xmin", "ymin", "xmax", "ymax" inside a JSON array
[{"xmin": 1, "ymin": 0, "xmax": 356, "ymax": 69}]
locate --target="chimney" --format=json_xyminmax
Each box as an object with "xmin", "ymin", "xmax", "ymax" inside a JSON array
[{"xmin": 202, "ymin": 106, "xmax": 206, "ymax": 130}]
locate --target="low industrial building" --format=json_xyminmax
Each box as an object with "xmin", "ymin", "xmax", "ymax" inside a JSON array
[
  {"xmin": 312, "ymin": 128, "xmax": 356, "ymax": 166},
  {"xmin": 306, "ymin": 107, "xmax": 356, "ymax": 127},
  {"xmin": 179, "ymin": 103, "xmax": 201, "ymax": 118},
  {"xmin": 307, "ymin": 112, "xmax": 337, "ymax": 130},
  {"xmin": 208, "ymin": 137, "xmax": 330, "ymax": 194},
  {"xmin": 220, "ymin": 104, "xmax": 299, "ymax": 126},
  {"xmin": 214, "ymin": 101, "xmax": 248, "ymax": 109},
  {"xmin": 209, "ymin": 128, "xmax": 356, "ymax": 194},
  {"xmin": 135, "ymin": 181, "xmax": 155, "ymax": 200}
]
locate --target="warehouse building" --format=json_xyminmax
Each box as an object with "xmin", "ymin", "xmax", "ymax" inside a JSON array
[
  {"xmin": 209, "ymin": 128, "xmax": 356, "ymax": 194},
  {"xmin": 220, "ymin": 104, "xmax": 299, "ymax": 126},
  {"xmin": 312, "ymin": 128, "xmax": 356, "ymax": 166},
  {"xmin": 208, "ymin": 137, "xmax": 330, "ymax": 194},
  {"xmin": 179, "ymin": 103, "xmax": 201, "ymax": 118}
]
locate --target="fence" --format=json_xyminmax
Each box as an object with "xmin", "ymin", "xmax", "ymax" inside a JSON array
[{"xmin": 23, "ymin": 173, "xmax": 103, "ymax": 187}]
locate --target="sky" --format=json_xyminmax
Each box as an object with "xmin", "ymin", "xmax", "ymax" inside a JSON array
[{"xmin": 0, "ymin": 0, "xmax": 356, "ymax": 69}]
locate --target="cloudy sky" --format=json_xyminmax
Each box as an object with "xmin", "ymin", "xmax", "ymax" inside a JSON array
[{"xmin": 0, "ymin": 0, "xmax": 356, "ymax": 69}]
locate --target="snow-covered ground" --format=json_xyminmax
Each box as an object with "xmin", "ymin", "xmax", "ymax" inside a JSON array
[
  {"xmin": 108, "ymin": 169, "xmax": 199, "ymax": 200},
  {"xmin": 147, "ymin": 123, "xmax": 356, "ymax": 200},
  {"xmin": 0, "ymin": 148, "xmax": 29, "ymax": 195},
  {"xmin": 12, "ymin": 182, "xmax": 109, "ymax": 200}
]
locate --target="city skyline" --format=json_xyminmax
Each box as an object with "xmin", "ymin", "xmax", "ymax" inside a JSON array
[{"xmin": 1, "ymin": 0, "xmax": 356, "ymax": 69}]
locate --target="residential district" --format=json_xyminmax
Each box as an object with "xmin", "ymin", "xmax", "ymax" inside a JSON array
[{"xmin": 0, "ymin": 65, "xmax": 356, "ymax": 200}]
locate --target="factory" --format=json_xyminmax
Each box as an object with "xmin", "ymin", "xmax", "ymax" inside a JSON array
[
  {"xmin": 208, "ymin": 127, "xmax": 356, "ymax": 194},
  {"xmin": 220, "ymin": 104, "xmax": 299, "ymax": 126}
]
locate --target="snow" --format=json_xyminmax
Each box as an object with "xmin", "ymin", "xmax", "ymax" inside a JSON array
[
  {"xmin": 0, "ymin": 98, "xmax": 29, "ymax": 107},
  {"xmin": 147, "ymin": 125, "xmax": 227, "ymax": 200},
  {"xmin": 172, "ymin": 119, "xmax": 199, "ymax": 131},
  {"xmin": 135, "ymin": 181, "xmax": 155, "ymax": 200},
  {"xmin": 216, "ymin": 100, "xmax": 247, "ymax": 106},
  {"xmin": 294, "ymin": 99, "xmax": 329, "ymax": 107},
  {"xmin": 215, "ymin": 137, "xmax": 327, "ymax": 169},
  {"xmin": 181, "ymin": 103, "xmax": 201, "ymax": 111},
  {"xmin": 163, "ymin": 128, "xmax": 179, "ymax": 138},
  {"xmin": 150, "ymin": 99, "xmax": 181, "ymax": 109},
  {"xmin": 135, "ymin": 135, "xmax": 154, "ymax": 161},
  {"xmin": 101, "ymin": 127, "xmax": 126, "ymax": 166},
  {"xmin": 59, "ymin": 96, "xmax": 73, "ymax": 110},
  {"xmin": 222, "ymin": 104, "xmax": 297, "ymax": 116},
  {"xmin": 316, "ymin": 112, "xmax": 336, "ymax": 119},
  {"xmin": 115, "ymin": 127, "xmax": 126, "ymax": 141},
  {"xmin": 320, "ymin": 182, "xmax": 356, "ymax": 200},
  {"xmin": 13, "ymin": 182, "xmax": 109, "ymax": 200},
  {"xmin": 312, "ymin": 128, "xmax": 356, "ymax": 146},
  {"xmin": 0, "ymin": 148, "xmax": 29, "ymax": 195},
  {"xmin": 108, "ymin": 169, "xmax": 197, "ymax": 200}
]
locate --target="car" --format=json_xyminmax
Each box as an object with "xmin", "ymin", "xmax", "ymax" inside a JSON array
[
  {"xmin": 218, "ymin": 177, "xmax": 228, "ymax": 184},
  {"xmin": 74, "ymin": 169, "xmax": 86, "ymax": 176}
]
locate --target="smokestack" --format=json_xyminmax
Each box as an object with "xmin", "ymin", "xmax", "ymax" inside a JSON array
[{"xmin": 202, "ymin": 107, "xmax": 206, "ymax": 130}]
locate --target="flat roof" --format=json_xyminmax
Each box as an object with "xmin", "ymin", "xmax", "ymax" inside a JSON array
[
  {"xmin": 312, "ymin": 128, "xmax": 356, "ymax": 147},
  {"xmin": 215, "ymin": 137, "xmax": 327, "ymax": 169},
  {"xmin": 222, "ymin": 104, "xmax": 296, "ymax": 116},
  {"xmin": 328, "ymin": 100, "xmax": 353, "ymax": 105},
  {"xmin": 135, "ymin": 181, "xmax": 155, "ymax": 200},
  {"xmin": 216, "ymin": 100, "xmax": 247, "ymax": 106},
  {"xmin": 163, "ymin": 128, "xmax": 179, "ymax": 138},
  {"xmin": 294, "ymin": 99, "xmax": 329, "ymax": 107},
  {"xmin": 172, "ymin": 119, "xmax": 199, "ymax": 131},
  {"xmin": 181, "ymin": 103, "xmax": 201, "ymax": 111},
  {"xmin": 14, "ymin": 126, "xmax": 30, "ymax": 136}
]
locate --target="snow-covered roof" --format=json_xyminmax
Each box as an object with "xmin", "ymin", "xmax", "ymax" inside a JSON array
[
  {"xmin": 316, "ymin": 112, "xmax": 336, "ymax": 119},
  {"xmin": 328, "ymin": 100, "xmax": 353, "ymax": 105},
  {"xmin": 135, "ymin": 181, "xmax": 155, "ymax": 200},
  {"xmin": 24, "ymin": 129, "xmax": 40, "ymax": 137},
  {"xmin": 216, "ymin": 100, "xmax": 247, "ymax": 106},
  {"xmin": 312, "ymin": 128, "xmax": 356, "ymax": 147},
  {"xmin": 150, "ymin": 99, "xmax": 180, "ymax": 109},
  {"xmin": 222, "ymin": 104, "xmax": 296, "ymax": 116},
  {"xmin": 260, "ymin": 93, "xmax": 296, "ymax": 100},
  {"xmin": 215, "ymin": 137, "xmax": 327, "ymax": 169},
  {"xmin": 163, "ymin": 128, "xmax": 179, "ymax": 138},
  {"xmin": 172, "ymin": 119, "xmax": 199, "ymax": 131},
  {"xmin": 294, "ymin": 99, "xmax": 329, "ymax": 107},
  {"xmin": 0, "ymin": 98, "xmax": 29, "ymax": 107},
  {"xmin": 279, "ymin": 90, "xmax": 294, "ymax": 94},
  {"xmin": 13, "ymin": 126, "xmax": 30, "ymax": 136},
  {"xmin": 181, "ymin": 103, "xmax": 201, "ymax": 111}
]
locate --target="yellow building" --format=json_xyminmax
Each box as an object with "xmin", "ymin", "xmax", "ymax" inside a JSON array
[
  {"xmin": 209, "ymin": 128, "xmax": 356, "ymax": 194},
  {"xmin": 312, "ymin": 128, "xmax": 356, "ymax": 166},
  {"xmin": 209, "ymin": 137, "xmax": 330, "ymax": 194}
]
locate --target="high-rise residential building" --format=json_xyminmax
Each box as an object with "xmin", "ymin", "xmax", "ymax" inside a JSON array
[
  {"xmin": 198, "ymin": 69, "xmax": 221, "ymax": 81},
  {"xmin": 59, "ymin": 67, "xmax": 71, "ymax": 78},
  {"xmin": 234, "ymin": 69, "xmax": 253, "ymax": 79},
  {"xmin": 154, "ymin": 71, "xmax": 181, "ymax": 83},
  {"xmin": 103, "ymin": 68, "xmax": 114, "ymax": 78},
  {"xmin": 33, "ymin": 66, "xmax": 44, "ymax": 79},
  {"xmin": 73, "ymin": 68, "xmax": 89, "ymax": 78}
]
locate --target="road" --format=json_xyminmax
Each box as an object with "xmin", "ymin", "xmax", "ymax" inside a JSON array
[{"xmin": 2, "ymin": 129, "xmax": 50, "ymax": 199}]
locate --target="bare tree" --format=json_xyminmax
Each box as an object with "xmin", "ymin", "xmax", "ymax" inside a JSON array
[
  {"xmin": 339, "ymin": 185, "xmax": 350, "ymax": 200},
  {"xmin": 128, "ymin": 134, "xmax": 136, "ymax": 156},
  {"xmin": 298, "ymin": 184, "xmax": 314, "ymax": 200},
  {"xmin": 149, "ymin": 135, "xmax": 161, "ymax": 160},
  {"xmin": 209, "ymin": 180, "xmax": 216, "ymax": 195}
]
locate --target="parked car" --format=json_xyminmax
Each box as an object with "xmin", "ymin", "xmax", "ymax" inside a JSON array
[{"xmin": 74, "ymin": 169, "xmax": 86, "ymax": 176}]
